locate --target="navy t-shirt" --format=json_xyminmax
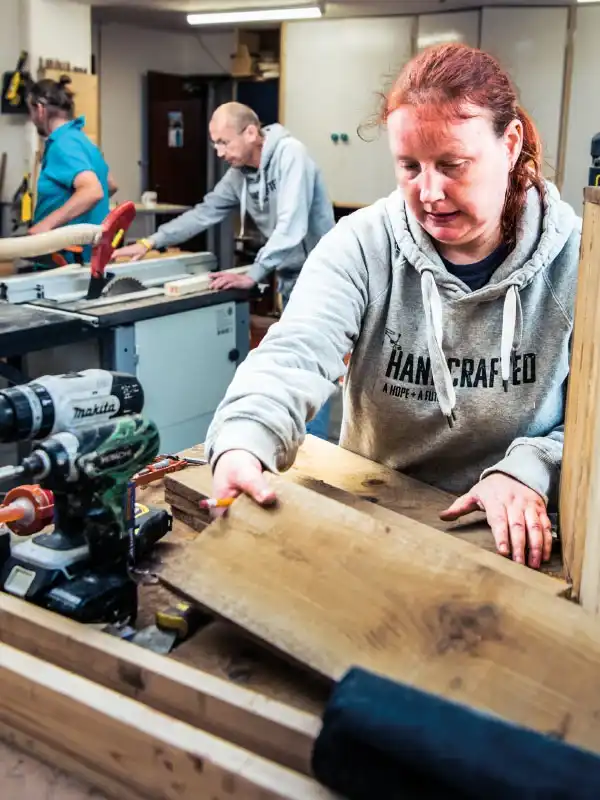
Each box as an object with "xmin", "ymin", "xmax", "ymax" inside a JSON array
[{"xmin": 439, "ymin": 243, "xmax": 511, "ymax": 291}]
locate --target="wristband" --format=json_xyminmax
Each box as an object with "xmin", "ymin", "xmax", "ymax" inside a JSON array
[{"xmin": 137, "ymin": 238, "xmax": 154, "ymax": 252}]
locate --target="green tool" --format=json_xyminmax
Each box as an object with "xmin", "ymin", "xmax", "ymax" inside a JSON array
[{"xmin": 0, "ymin": 414, "xmax": 171, "ymax": 624}]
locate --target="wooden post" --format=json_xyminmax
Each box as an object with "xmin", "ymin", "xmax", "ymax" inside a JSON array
[{"xmin": 560, "ymin": 186, "xmax": 600, "ymax": 608}]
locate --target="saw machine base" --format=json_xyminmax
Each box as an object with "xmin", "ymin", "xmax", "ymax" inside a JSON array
[{"xmin": 0, "ymin": 251, "xmax": 251, "ymax": 456}]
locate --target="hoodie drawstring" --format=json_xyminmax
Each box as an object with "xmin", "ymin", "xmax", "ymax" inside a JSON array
[
  {"xmin": 258, "ymin": 171, "xmax": 266, "ymax": 211},
  {"xmin": 420, "ymin": 272, "xmax": 523, "ymax": 425},
  {"xmin": 420, "ymin": 271, "xmax": 457, "ymax": 427},
  {"xmin": 239, "ymin": 180, "xmax": 247, "ymax": 239},
  {"xmin": 240, "ymin": 173, "xmax": 266, "ymax": 239},
  {"xmin": 501, "ymin": 285, "xmax": 523, "ymax": 392}
]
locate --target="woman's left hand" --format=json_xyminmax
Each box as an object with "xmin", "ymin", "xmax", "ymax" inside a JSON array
[{"xmin": 439, "ymin": 473, "xmax": 553, "ymax": 569}]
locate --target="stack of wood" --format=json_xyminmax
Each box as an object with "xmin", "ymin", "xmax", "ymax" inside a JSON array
[{"xmin": 164, "ymin": 467, "xmax": 212, "ymax": 532}]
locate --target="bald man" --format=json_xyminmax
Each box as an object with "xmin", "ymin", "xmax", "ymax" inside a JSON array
[{"xmin": 113, "ymin": 102, "xmax": 335, "ymax": 306}]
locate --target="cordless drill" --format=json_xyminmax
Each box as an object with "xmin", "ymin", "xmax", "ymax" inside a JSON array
[
  {"xmin": 0, "ymin": 368, "xmax": 144, "ymax": 444},
  {"xmin": 0, "ymin": 370, "xmax": 171, "ymax": 623}
]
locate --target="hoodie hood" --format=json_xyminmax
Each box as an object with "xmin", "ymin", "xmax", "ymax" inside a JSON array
[
  {"xmin": 384, "ymin": 180, "xmax": 579, "ymax": 426},
  {"xmin": 239, "ymin": 124, "xmax": 292, "ymax": 236}
]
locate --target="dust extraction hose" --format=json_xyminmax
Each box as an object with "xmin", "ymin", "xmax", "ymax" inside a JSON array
[{"xmin": 0, "ymin": 224, "xmax": 101, "ymax": 260}]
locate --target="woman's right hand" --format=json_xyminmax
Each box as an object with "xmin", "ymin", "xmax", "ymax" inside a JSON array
[
  {"xmin": 111, "ymin": 242, "xmax": 150, "ymax": 262},
  {"xmin": 212, "ymin": 449, "xmax": 277, "ymax": 514}
]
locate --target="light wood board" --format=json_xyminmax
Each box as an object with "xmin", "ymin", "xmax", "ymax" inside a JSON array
[
  {"xmin": 161, "ymin": 475, "xmax": 600, "ymax": 756},
  {"xmin": 0, "ymin": 594, "xmax": 319, "ymax": 778},
  {"xmin": 0, "ymin": 641, "xmax": 332, "ymax": 800},
  {"xmin": 166, "ymin": 439, "xmax": 568, "ymax": 597},
  {"xmin": 560, "ymin": 188, "xmax": 600, "ymax": 609},
  {"xmin": 290, "ymin": 436, "xmax": 563, "ymax": 575}
]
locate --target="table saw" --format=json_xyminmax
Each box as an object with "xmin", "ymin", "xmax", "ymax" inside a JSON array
[{"xmin": 0, "ymin": 250, "xmax": 250, "ymax": 456}]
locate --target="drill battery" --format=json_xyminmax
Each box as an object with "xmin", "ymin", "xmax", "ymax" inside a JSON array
[{"xmin": 0, "ymin": 502, "xmax": 171, "ymax": 624}]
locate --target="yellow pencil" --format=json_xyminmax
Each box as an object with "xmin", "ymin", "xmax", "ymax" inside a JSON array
[{"xmin": 198, "ymin": 497, "xmax": 235, "ymax": 509}]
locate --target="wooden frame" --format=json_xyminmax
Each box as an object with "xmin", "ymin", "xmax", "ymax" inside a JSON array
[
  {"xmin": 0, "ymin": 594, "xmax": 320, "ymax": 779},
  {"xmin": 0, "ymin": 594, "xmax": 328, "ymax": 799},
  {"xmin": 560, "ymin": 186, "xmax": 600, "ymax": 610}
]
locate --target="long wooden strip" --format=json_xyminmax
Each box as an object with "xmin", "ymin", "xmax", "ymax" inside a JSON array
[
  {"xmin": 560, "ymin": 186, "xmax": 600, "ymax": 609},
  {"xmin": 164, "ymin": 266, "xmax": 249, "ymax": 297},
  {"xmin": 0, "ymin": 641, "xmax": 328, "ymax": 799},
  {"xmin": 165, "ymin": 453, "xmax": 568, "ymax": 597},
  {"xmin": 0, "ymin": 594, "xmax": 319, "ymax": 777},
  {"xmin": 161, "ymin": 475, "xmax": 600, "ymax": 756},
  {"xmin": 0, "ymin": 643, "xmax": 331, "ymax": 800}
]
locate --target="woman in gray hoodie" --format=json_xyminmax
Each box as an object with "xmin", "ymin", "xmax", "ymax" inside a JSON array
[{"xmin": 204, "ymin": 43, "xmax": 580, "ymax": 572}]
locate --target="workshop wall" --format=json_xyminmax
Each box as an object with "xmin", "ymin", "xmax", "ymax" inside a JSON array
[
  {"xmin": 480, "ymin": 6, "xmax": 568, "ymax": 182},
  {"xmin": 95, "ymin": 22, "xmax": 235, "ymax": 203},
  {"xmin": 562, "ymin": 4, "xmax": 600, "ymax": 214},
  {"xmin": 282, "ymin": 7, "xmax": 570, "ymax": 208},
  {"xmin": 0, "ymin": 0, "xmax": 91, "ymax": 211},
  {"xmin": 24, "ymin": 0, "xmax": 92, "ymax": 75},
  {"xmin": 0, "ymin": 0, "xmax": 27, "ymax": 205}
]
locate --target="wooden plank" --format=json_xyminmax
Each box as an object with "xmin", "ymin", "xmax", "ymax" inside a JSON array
[
  {"xmin": 292, "ymin": 436, "xmax": 561, "ymax": 562},
  {"xmin": 164, "ymin": 266, "xmax": 249, "ymax": 297},
  {"xmin": 560, "ymin": 194, "xmax": 600, "ymax": 608},
  {"xmin": 165, "ymin": 444, "xmax": 568, "ymax": 597},
  {"xmin": 0, "ymin": 643, "xmax": 331, "ymax": 800},
  {"xmin": 165, "ymin": 487, "xmax": 211, "ymax": 528},
  {"xmin": 0, "ymin": 594, "xmax": 319, "ymax": 778},
  {"xmin": 584, "ymin": 186, "xmax": 600, "ymax": 205},
  {"xmin": 161, "ymin": 475, "xmax": 600, "ymax": 756}
]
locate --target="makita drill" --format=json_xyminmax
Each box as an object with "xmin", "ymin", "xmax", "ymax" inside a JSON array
[{"xmin": 0, "ymin": 371, "xmax": 171, "ymax": 623}]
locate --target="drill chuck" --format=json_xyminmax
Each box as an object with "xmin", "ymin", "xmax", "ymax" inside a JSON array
[{"xmin": 0, "ymin": 370, "xmax": 144, "ymax": 443}]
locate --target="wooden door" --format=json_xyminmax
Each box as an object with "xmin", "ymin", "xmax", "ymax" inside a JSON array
[{"xmin": 147, "ymin": 72, "xmax": 208, "ymax": 206}]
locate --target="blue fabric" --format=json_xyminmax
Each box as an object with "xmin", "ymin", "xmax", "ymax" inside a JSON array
[
  {"xmin": 34, "ymin": 116, "xmax": 110, "ymax": 262},
  {"xmin": 306, "ymin": 398, "xmax": 331, "ymax": 440},
  {"xmin": 312, "ymin": 667, "xmax": 600, "ymax": 799}
]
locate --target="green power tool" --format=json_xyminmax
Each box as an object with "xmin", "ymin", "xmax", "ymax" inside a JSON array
[{"xmin": 0, "ymin": 414, "xmax": 171, "ymax": 624}]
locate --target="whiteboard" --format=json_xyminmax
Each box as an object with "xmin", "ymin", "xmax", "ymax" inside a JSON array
[
  {"xmin": 282, "ymin": 16, "xmax": 414, "ymax": 206},
  {"xmin": 480, "ymin": 6, "xmax": 568, "ymax": 179},
  {"xmin": 417, "ymin": 10, "xmax": 480, "ymax": 51},
  {"xmin": 562, "ymin": 5, "xmax": 600, "ymax": 214}
]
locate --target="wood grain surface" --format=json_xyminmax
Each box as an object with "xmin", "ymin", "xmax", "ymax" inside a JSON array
[
  {"xmin": 560, "ymin": 195, "xmax": 600, "ymax": 609},
  {"xmin": 161, "ymin": 475, "xmax": 600, "ymax": 756},
  {"xmin": 165, "ymin": 439, "xmax": 567, "ymax": 597},
  {"xmin": 0, "ymin": 643, "xmax": 332, "ymax": 800}
]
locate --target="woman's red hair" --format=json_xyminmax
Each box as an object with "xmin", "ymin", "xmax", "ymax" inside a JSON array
[{"xmin": 382, "ymin": 43, "xmax": 544, "ymax": 244}]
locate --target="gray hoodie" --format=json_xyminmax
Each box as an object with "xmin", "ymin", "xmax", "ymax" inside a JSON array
[
  {"xmin": 151, "ymin": 123, "xmax": 335, "ymax": 283},
  {"xmin": 205, "ymin": 180, "xmax": 580, "ymax": 506}
]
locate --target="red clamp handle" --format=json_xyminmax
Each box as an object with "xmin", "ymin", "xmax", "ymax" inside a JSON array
[{"xmin": 90, "ymin": 201, "xmax": 137, "ymax": 280}]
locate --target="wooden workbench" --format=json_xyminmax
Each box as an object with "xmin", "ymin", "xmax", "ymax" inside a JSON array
[{"xmin": 0, "ymin": 438, "xmax": 569, "ymax": 797}]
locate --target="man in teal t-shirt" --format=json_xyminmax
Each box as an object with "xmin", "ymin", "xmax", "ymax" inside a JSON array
[{"xmin": 28, "ymin": 77, "xmax": 117, "ymax": 264}]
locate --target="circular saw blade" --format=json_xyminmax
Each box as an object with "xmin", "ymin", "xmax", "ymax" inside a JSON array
[{"xmin": 101, "ymin": 276, "xmax": 146, "ymax": 297}]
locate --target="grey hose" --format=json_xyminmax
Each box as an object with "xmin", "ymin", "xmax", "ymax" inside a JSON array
[{"xmin": 0, "ymin": 224, "xmax": 101, "ymax": 260}]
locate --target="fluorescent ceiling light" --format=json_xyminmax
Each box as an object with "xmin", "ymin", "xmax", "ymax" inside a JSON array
[
  {"xmin": 577, "ymin": 0, "xmax": 599, "ymax": 4},
  {"xmin": 187, "ymin": 6, "xmax": 322, "ymax": 25}
]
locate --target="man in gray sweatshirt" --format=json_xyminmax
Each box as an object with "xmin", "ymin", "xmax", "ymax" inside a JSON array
[{"xmin": 113, "ymin": 102, "xmax": 335, "ymax": 306}]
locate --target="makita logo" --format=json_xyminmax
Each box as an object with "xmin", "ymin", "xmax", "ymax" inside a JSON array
[{"xmin": 72, "ymin": 401, "xmax": 118, "ymax": 420}]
